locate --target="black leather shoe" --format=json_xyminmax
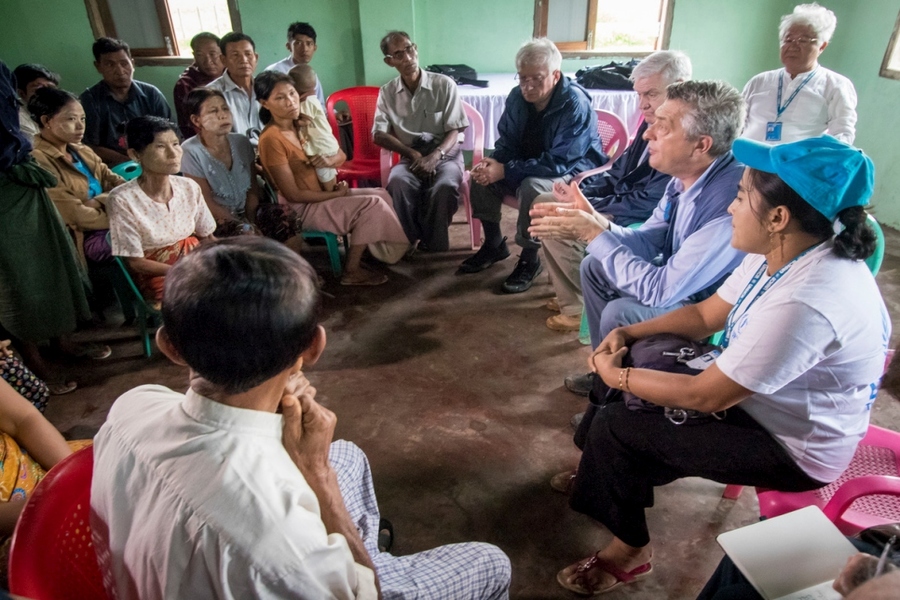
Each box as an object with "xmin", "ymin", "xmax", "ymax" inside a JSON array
[
  {"xmin": 564, "ymin": 372, "xmax": 595, "ymax": 396},
  {"xmin": 457, "ymin": 238, "xmax": 510, "ymax": 273},
  {"xmin": 500, "ymin": 257, "xmax": 543, "ymax": 293}
]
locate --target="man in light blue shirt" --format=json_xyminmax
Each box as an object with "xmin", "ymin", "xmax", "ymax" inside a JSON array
[
  {"xmin": 530, "ymin": 80, "xmax": 746, "ymax": 396},
  {"xmin": 265, "ymin": 22, "xmax": 325, "ymax": 106}
]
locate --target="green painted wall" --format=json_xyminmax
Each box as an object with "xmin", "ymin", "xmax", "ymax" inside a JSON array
[{"xmin": 822, "ymin": 0, "xmax": 900, "ymax": 226}]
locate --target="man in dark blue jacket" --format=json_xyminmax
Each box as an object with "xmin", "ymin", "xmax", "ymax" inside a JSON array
[
  {"xmin": 537, "ymin": 50, "xmax": 692, "ymax": 332},
  {"xmin": 459, "ymin": 38, "xmax": 606, "ymax": 294}
]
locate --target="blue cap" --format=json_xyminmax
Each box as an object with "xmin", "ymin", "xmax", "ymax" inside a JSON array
[{"xmin": 731, "ymin": 135, "xmax": 874, "ymax": 221}]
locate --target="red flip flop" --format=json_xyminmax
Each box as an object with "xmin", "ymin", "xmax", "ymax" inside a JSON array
[{"xmin": 557, "ymin": 554, "xmax": 653, "ymax": 596}]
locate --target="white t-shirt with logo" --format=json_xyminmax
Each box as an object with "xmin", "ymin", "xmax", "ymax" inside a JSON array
[{"xmin": 715, "ymin": 242, "xmax": 890, "ymax": 483}]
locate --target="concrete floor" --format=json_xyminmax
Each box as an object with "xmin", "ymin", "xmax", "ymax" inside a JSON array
[{"xmin": 45, "ymin": 207, "xmax": 900, "ymax": 599}]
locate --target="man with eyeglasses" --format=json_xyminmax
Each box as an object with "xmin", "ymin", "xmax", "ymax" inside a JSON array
[
  {"xmin": 459, "ymin": 38, "xmax": 606, "ymax": 294},
  {"xmin": 373, "ymin": 31, "xmax": 469, "ymax": 253},
  {"xmin": 741, "ymin": 3, "xmax": 856, "ymax": 144},
  {"xmin": 173, "ymin": 32, "xmax": 224, "ymax": 139}
]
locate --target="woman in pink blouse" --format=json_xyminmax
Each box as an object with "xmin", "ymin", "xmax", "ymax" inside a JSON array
[{"xmin": 107, "ymin": 116, "xmax": 215, "ymax": 304}]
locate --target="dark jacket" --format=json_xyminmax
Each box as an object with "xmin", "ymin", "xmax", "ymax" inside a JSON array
[
  {"xmin": 582, "ymin": 121, "xmax": 671, "ymax": 227},
  {"xmin": 0, "ymin": 61, "xmax": 31, "ymax": 171},
  {"xmin": 491, "ymin": 76, "xmax": 606, "ymax": 186}
]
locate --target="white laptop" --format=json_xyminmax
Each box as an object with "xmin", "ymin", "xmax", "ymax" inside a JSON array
[{"xmin": 717, "ymin": 506, "xmax": 858, "ymax": 600}]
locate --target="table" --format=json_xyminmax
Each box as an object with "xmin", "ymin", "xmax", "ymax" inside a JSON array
[{"xmin": 457, "ymin": 73, "xmax": 641, "ymax": 150}]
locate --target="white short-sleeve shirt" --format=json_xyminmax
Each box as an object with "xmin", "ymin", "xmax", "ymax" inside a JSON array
[
  {"xmin": 107, "ymin": 177, "xmax": 216, "ymax": 257},
  {"xmin": 715, "ymin": 243, "xmax": 890, "ymax": 482}
]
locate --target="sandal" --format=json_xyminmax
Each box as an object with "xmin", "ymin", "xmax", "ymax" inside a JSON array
[
  {"xmin": 48, "ymin": 381, "xmax": 78, "ymax": 395},
  {"xmin": 340, "ymin": 271, "xmax": 388, "ymax": 286},
  {"xmin": 545, "ymin": 297, "xmax": 561, "ymax": 312},
  {"xmin": 550, "ymin": 469, "xmax": 577, "ymax": 495},
  {"xmin": 67, "ymin": 342, "xmax": 112, "ymax": 360},
  {"xmin": 557, "ymin": 554, "xmax": 652, "ymax": 596}
]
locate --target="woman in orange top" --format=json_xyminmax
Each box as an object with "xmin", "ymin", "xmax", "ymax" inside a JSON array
[{"xmin": 255, "ymin": 71, "xmax": 408, "ymax": 286}]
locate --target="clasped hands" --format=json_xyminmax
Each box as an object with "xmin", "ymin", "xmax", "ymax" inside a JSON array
[
  {"xmin": 470, "ymin": 157, "xmax": 504, "ymax": 186},
  {"xmin": 528, "ymin": 180, "xmax": 610, "ymax": 244},
  {"xmin": 409, "ymin": 149, "xmax": 442, "ymax": 183},
  {"xmin": 281, "ymin": 371, "xmax": 336, "ymax": 481},
  {"xmin": 589, "ymin": 328, "xmax": 633, "ymax": 388}
]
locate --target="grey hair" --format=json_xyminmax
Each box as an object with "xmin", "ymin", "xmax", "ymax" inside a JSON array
[
  {"xmin": 515, "ymin": 37, "xmax": 562, "ymax": 73},
  {"xmin": 380, "ymin": 31, "xmax": 411, "ymax": 57},
  {"xmin": 665, "ymin": 80, "xmax": 745, "ymax": 157},
  {"xmin": 631, "ymin": 50, "xmax": 692, "ymax": 85},
  {"xmin": 779, "ymin": 3, "xmax": 837, "ymax": 44}
]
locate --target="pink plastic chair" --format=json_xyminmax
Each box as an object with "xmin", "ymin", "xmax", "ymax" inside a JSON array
[
  {"xmin": 754, "ymin": 425, "xmax": 900, "ymax": 535},
  {"xmin": 499, "ymin": 108, "xmax": 626, "ymax": 211},
  {"xmin": 326, "ymin": 86, "xmax": 382, "ymax": 187},
  {"xmin": 379, "ymin": 100, "xmax": 485, "ymax": 250},
  {"xmin": 8, "ymin": 445, "xmax": 109, "ymax": 599}
]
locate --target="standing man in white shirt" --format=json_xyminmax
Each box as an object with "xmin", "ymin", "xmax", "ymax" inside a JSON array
[
  {"xmin": 741, "ymin": 3, "xmax": 856, "ymax": 144},
  {"xmin": 266, "ymin": 22, "xmax": 326, "ymax": 106},
  {"xmin": 91, "ymin": 237, "xmax": 511, "ymax": 600},
  {"xmin": 207, "ymin": 32, "xmax": 263, "ymax": 142}
]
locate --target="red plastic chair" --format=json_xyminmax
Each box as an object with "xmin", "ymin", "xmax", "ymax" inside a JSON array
[
  {"xmin": 500, "ymin": 108, "xmax": 624, "ymax": 211},
  {"xmin": 754, "ymin": 425, "xmax": 900, "ymax": 535},
  {"xmin": 8, "ymin": 445, "xmax": 109, "ymax": 599},
  {"xmin": 379, "ymin": 100, "xmax": 485, "ymax": 250},
  {"xmin": 326, "ymin": 86, "xmax": 382, "ymax": 187}
]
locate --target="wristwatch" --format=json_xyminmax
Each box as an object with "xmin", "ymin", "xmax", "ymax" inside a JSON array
[{"xmin": 438, "ymin": 149, "xmax": 446, "ymax": 160}]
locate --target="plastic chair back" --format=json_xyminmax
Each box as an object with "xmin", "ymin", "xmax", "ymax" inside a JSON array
[
  {"xmin": 756, "ymin": 425, "xmax": 900, "ymax": 535},
  {"xmin": 113, "ymin": 256, "xmax": 161, "ymax": 357},
  {"xmin": 111, "ymin": 161, "xmax": 141, "ymax": 181},
  {"xmin": 326, "ymin": 86, "xmax": 382, "ymax": 165},
  {"xmin": 865, "ymin": 214, "xmax": 885, "ymax": 276},
  {"xmin": 8, "ymin": 446, "xmax": 108, "ymax": 599},
  {"xmin": 572, "ymin": 110, "xmax": 628, "ymax": 185}
]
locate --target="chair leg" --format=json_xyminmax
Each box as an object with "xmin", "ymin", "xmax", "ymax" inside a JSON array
[
  {"xmin": 722, "ymin": 484, "xmax": 744, "ymax": 500},
  {"xmin": 324, "ymin": 234, "xmax": 343, "ymax": 277},
  {"xmin": 137, "ymin": 306, "xmax": 152, "ymax": 358}
]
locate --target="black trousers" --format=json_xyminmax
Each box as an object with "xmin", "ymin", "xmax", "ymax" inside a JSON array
[{"xmin": 569, "ymin": 401, "xmax": 826, "ymax": 548}]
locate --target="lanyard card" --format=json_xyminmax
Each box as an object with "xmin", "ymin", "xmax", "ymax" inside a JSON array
[
  {"xmin": 765, "ymin": 122, "xmax": 782, "ymax": 142},
  {"xmin": 685, "ymin": 349, "xmax": 721, "ymax": 371}
]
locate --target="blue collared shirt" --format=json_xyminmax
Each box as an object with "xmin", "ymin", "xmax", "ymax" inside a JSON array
[{"xmin": 585, "ymin": 154, "xmax": 745, "ymax": 308}]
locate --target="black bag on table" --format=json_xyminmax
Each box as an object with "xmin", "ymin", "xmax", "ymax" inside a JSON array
[
  {"xmin": 575, "ymin": 60, "xmax": 640, "ymax": 90},
  {"xmin": 425, "ymin": 64, "xmax": 488, "ymax": 88}
]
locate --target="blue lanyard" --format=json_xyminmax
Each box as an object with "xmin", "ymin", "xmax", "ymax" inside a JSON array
[
  {"xmin": 722, "ymin": 245, "xmax": 821, "ymax": 348},
  {"xmin": 775, "ymin": 68, "xmax": 818, "ymax": 121}
]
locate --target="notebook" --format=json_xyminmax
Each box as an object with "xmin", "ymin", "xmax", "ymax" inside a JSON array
[{"xmin": 716, "ymin": 506, "xmax": 858, "ymax": 600}]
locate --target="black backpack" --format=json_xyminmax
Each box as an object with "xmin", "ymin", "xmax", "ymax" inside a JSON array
[
  {"xmin": 575, "ymin": 60, "xmax": 640, "ymax": 90},
  {"xmin": 425, "ymin": 64, "xmax": 488, "ymax": 88}
]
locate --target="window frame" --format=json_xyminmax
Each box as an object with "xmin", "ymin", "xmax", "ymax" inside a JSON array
[
  {"xmin": 880, "ymin": 9, "xmax": 900, "ymax": 81},
  {"xmin": 82, "ymin": 0, "xmax": 242, "ymax": 66},
  {"xmin": 533, "ymin": 0, "xmax": 675, "ymax": 59}
]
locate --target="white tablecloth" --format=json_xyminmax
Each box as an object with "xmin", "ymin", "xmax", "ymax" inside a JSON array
[{"xmin": 458, "ymin": 73, "xmax": 641, "ymax": 150}]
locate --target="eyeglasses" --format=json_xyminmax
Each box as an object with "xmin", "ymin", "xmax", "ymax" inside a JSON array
[
  {"xmin": 781, "ymin": 36, "xmax": 819, "ymax": 46},
  {"xmin": 515, "ymin": 73, "xmax": 548, "ymax": 89},
  {"xmin": 385, "ymin": 43, "xmax": 417, "ymax": 61}
]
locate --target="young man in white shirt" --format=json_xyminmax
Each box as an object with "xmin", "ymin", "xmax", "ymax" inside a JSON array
[
  {"xmin": 91, "ymin": 237, "xmax": 511, "ymax": 600},
  {"xmin": 266, "ymin": 22, "xmax": 325, "ymax": 106}
]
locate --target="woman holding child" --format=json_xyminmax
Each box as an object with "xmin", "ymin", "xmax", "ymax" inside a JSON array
[
  {"xmin": 544, "ymin": 136, "xmax": 889, "ymax": 595},
  {"xmin": 106, "ymin": 116, "xmax": 215, "ymax": 305},
  {"xmin": 255, "ymin": 71, "xmax": 408, "ymax": 286}
]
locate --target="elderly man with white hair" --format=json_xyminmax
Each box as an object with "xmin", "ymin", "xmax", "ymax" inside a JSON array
[
  {"xmin": 459, "ymin": 38, "xmax": 606, "ymax": 294},
  {"xmin": 741, "ymin": 2, "xmax": 856, "ymax": 144},
  {"xmin": 534, "ymin": 50, "xmax": 692, "ymax": 332}
]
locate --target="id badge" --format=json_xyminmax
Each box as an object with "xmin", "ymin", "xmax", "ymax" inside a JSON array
[
  {"xmin": 765, "ymin": 122, "xmax": 782, "ymax": 142},
  {"xmin": 685, "ymin": 349, "xmax": 721, "ymax": 371}
]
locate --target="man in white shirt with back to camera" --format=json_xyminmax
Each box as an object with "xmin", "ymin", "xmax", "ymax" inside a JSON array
[{"xmin": 91, "ymin": 237, "xmax": 511, "ymax": 600}]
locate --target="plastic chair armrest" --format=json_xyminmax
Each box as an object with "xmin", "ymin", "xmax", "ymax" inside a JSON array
[
  {"xmin": 822, "ymin": 475, "xmax": 900, "ymax": 523},
  {"xmin": 573, "ymin": 161, "xmax": 615, "ymax": 186}
]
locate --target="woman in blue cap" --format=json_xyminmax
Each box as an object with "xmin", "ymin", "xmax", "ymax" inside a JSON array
[{"xmin": 555, "ymin": 135, "xmax": 890, "ymax": 596}]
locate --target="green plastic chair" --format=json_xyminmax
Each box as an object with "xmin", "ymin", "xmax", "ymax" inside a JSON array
[
  {"xmin": 865, "ymin": 214, "xmax": 885, "ymax": 276},
  {"xmin": 113, "ymin": 256, "xmax": 161, "ymax": 357},
  {"xmin": 111, "ymin": 161, "xmax": 141, "ymax": 181},
  {"xmin": 301, "ymin": 231, "xmax": 350, "ymax": 277},
  {"xmin": 578, "ymin": 221, "xmax": 644, "ymax": 345}
]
